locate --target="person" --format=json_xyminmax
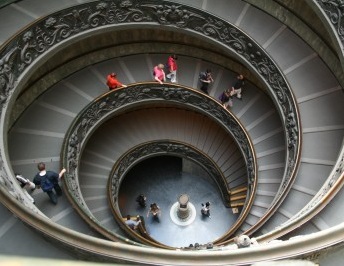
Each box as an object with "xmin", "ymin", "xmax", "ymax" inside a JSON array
[
  {"xmin": 125, "ymin": 215, "xmax": 141, "ymax": 230},
  {"xmin": 206, "ymin": 242, "xmax": 214, "ymax": 249},
  {"xmin": 33, "ymin": 162, "xmax": 66, "ymax": 205},
  {"xmin": 166, "ymin": 54, "xmax": 178, "ymax": 83},
  {"xmin": 201, "ymin": 202, "xmax": 211, "ymax": 217},
  {"xmin": 15, "ymin": 173, "xmax": 35, "ymax": 204},
  {"xmin": 153, "ymin": 64, "xmax": 166, "ymax": 84},
  {"xmin": 218, "ymin": 88, "xmax": 233, "ymax": 109},
  {"xmin": 136, "ymin": 194, "xmax": 147, "ymax": 207},
  {"xmin": 199, "ymin": 69, "xmax": 214, "ymax": 95},
  {"xmin": 230, "ymin": 74, "xmax": 244, "ymax": 99},
  {"xmin": 147, "ymin": 203, "xmax": 161, "ymax": 219},
  {"xmin": 106, "ymin": 72, "xmax": 127, "ymax": 90},
  {"xmin": 235, "ymin": 234, "xmax": 251, "ymax": 248}
]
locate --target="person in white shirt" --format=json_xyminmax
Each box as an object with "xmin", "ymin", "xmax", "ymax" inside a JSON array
[
  {"xmin": 15, "ymin": 173, "xmax": 35, "ymax": 204},
  {"xmin": 125, "ymin": 215, "xmax": 141, "ymax": 230}
]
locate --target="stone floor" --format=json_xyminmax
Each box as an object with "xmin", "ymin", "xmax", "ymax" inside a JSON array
[{"xmin": 118, "ymin": 156, "xmax": 239, "ymax": 248}]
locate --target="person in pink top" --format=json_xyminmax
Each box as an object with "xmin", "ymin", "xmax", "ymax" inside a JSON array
[
  {"xmin": 153, "ymin": 64, "xmax": 166, "ymax": 84},
  {"xmin": 166, "ymin": 54, "xmax": 178, "ymax": 83}
]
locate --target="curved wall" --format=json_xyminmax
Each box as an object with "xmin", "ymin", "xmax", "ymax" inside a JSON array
[{"xmin": 0, "ymin": 1, "xmax": 344, "ymax": 264}]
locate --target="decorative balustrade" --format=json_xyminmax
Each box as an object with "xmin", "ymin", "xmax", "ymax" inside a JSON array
[
  {"xmin": 315, "ymin": 1, "xmax": 344, "ymax": 46},
  {"xmin": 61, "ymin": 83, "xmax": 257, "ymax": 243},
  {"xmin": 0, "ymin": 0, "xmax": 300, "ymax": 235},
  {"xmin": 108, "ymin": 140, "xmax": 245, "ymax": 244},
  {"xmin": 108, "ymin": 141, "xmax": 231, "ymax": 206},
  {"xmin": 258, "ymin": 142, "xmax": 344, "ymax": 243},
  {"xmin": 1, "ymin": 0, "xmax": 333, "ymax": 262}
]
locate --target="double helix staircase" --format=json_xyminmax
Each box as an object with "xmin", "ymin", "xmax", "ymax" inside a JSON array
[{"xmin": 1, "ymin": 0, "xmax": 344, "ymax": 265}]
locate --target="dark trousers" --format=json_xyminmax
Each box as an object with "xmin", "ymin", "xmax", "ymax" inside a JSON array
[
  {"xmin": 200, "ymin": 84, "xmax": 209, "ymax": 95},
  {"xmin": 46, "ymin": 184, "xmax": 62, "ymax": 204}
]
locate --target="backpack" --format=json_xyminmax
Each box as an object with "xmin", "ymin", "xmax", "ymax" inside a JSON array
[
  {"xmin": 199, "ymin": 72, "xmax": 206, "ymax": 81},
  {"xmin": 40, "ymin": 175, "xmax": 54, "ymax": 192}
]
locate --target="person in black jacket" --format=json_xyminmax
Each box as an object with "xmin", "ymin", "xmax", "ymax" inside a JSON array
[
  {"xmin": 201, "ymin": 202, "xmax": 211, "ymax": 217},
  {"xmin": 199, "ymin": 69, "xmax": 214, "ymax": 95},
  {"xmin": 230, "ymin": 74, "xmax": 244, "ymax": 99},
  {"xmin": 136, "ymin": 194, "xmax": 147, "ymax": 207},
  {"xmin": 33, "ymin": 162, "xmax": 66, "ymax": 204}
]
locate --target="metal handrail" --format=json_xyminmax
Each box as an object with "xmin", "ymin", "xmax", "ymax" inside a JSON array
[{"xmin": 61, "ymin": 83, "xmax": 257, "ymax": 246}]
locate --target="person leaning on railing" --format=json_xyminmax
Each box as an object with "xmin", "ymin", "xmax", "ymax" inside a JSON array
[
  {"xmin": 125, "ymin": 215, "xmax": 141, "ymax": 230},
  {"xmin": 153, "ymin": 64, "xmax": 166, "ymax": 84},
  {"xmin": 33, "ymin": 162, "xmax": 66, "ymax": 205},
  {"xmin": 106, "ymin": 72, "xmax": 127, "ymax": 90}
]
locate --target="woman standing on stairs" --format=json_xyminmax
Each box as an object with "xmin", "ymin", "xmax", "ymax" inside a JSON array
[
  {"xmin": 230, "ymin": 74, "xmax": 244, "ymax": 99},
  {"xmin": 166, "ymin": 54, "xmax": 178, "ymax": 83}
]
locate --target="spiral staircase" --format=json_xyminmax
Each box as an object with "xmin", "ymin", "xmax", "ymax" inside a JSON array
[{"xmin": 1, "ymin": 0, "xmax": 344, "ymax": 265}]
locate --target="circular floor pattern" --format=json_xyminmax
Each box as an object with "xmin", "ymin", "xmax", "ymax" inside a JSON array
[
  {"xmin": 118, "ymin": 156, "xmax": 239, "ymax": 247},
  {"xmin": 169, "ymin": 201, "xmax": 196, "ymax": 226}
]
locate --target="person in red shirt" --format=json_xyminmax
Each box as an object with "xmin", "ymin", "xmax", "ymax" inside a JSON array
[
  {"xmin": 106, "ymin": 73, "xmax": 127, "ymax": 90},
  {"xmin": 166, "ymin": 54, "xmax": 178, "ymax": 83}
]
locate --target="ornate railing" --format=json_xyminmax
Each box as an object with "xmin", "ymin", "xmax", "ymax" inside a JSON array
[
  {"xmin": 0, "ymin": 0, "xmax": 300, "ymax": 236},
  {"xmin": 257, "ymin": 142, "xmax": 344, "ymax": 242},
  {"xmin": 108, "ymin": 141, "xmax": 231, "ymax": 206},
  {"xmin": 107, "ymin": 140, "xmax": 247, "ymax": 245},
  {"xmin": 61, "ymin": 83, "xmax": 257, "ymax": 243},
  {"xmin": 314, "ymin": 1, "xmax": 344, "ymax": 54},
  {"xmin": 312, "ymin": 0, "xmax": 344, "ymax": 92},
  {"xmin": 0, "ymin": 0, "xmax": 310, "ymax": 262},
  {"xmin": 107, "ymin": 140, "xmax": 232, "ymax": 246}
]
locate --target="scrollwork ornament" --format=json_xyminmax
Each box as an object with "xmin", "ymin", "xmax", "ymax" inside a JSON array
[
  {"xmin": 44, "ymin": 16, "xmax": 72, "ymax": 44},
  {"xmin": 0, "ymin": 152, "xmax": 14, "ymax": 192},
  {"xmin": 228, "ymin": 28, "xmax": 248, "ymax": 55},
  {"xmin": 162, "ymin": 87, "xmax": 191, "ymax": 102},
  {"xmin": 317, "ymin": 0, "xmax": 344, "ymax": 42},
  {"xmin": 19, "ymin": 31, "xmax": 37, "ymax": 66},
  {"xmin": 116, "ymin": 0, "xmax": 148, "ymax": 23},
  {"xmin": 198, "ymin": 17, "xmax": 225, "ymax": 39},
  {"xmin": 111, "ymin": 174, "xmax": 120, "ymax": 202},
  {"xmin": 0, "ymin": 0, "xmax": 301, "ymax": 241},
  {"xmin": 142, "ymin": 3, "xmax": 200, "ymax": 27},
  {"xmin": 109, "ymin": 141, "xmax": 234, "ymax": 209},
  {"xmin": 0, "ymin": 46, "xmax": 18, "ymax": 112},
  {"xmin": 0, "ymin": 1, "xmax": 299, "ymax": 180},
  {"xmin": 88, "ymin": 3, "xmax": 114, "ymax": 27},
  {"xmin": 0, "ymin": 0, "xmax": 299, "ymax": 135},
  {"xmin": 286, "ymin": 111, "xmax": 298, "ymax": 151}
]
